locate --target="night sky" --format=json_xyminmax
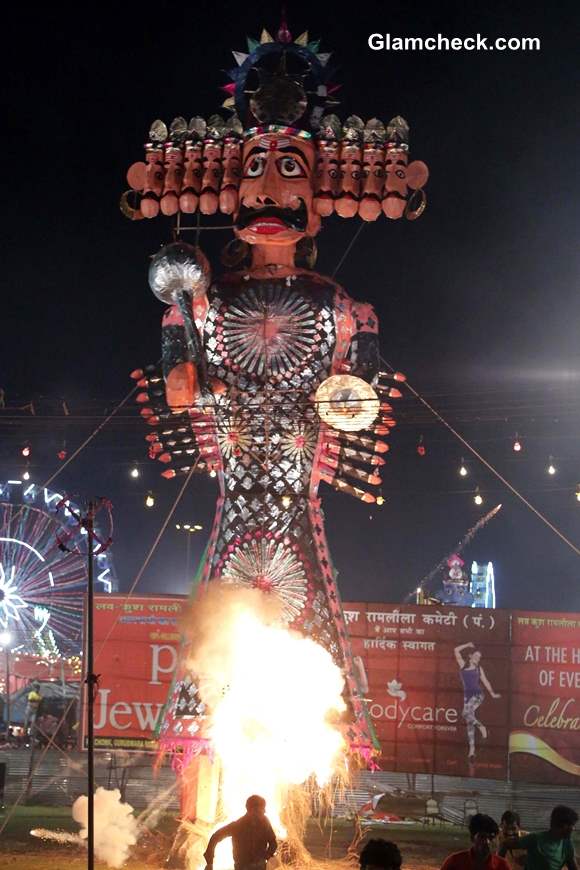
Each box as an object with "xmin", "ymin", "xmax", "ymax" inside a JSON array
[{"xmin": 1, "ymin": 1, "xmax": 579, "ymax": 612}]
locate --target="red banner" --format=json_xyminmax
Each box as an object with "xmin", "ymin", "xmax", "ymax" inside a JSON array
[
  {"xmin": 344, "ymin": 603, "xmax": 510, "ymax": 780},
  {"xmin": 85, "ymin": 595, "xmax": 580, "ymax": 782},
  {"xmin": 85, "ymin": 595, "xmax": 186, "ymax": 751},
  {"xmin": 509, "ymin": 610, "xmax": 580, "ymax": 784}
]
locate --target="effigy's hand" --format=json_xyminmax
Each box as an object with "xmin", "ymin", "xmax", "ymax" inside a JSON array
[{"xmin": 165, "ymin": 362, "xmax": 200, "ymax": 410}]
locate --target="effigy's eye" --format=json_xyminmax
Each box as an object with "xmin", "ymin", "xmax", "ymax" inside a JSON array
[
  {"xmin": 278, "ymin": 157, "xmax": 305, "ymax": 178},
  {"xmin": 246, "ymin": 156, "xmax": 266, "ymax": 177}
]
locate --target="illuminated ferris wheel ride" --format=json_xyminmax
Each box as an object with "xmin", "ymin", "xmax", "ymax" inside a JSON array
[{"xmin": 0, "ymin": 481, "xmax": 117, "ymax": 657}]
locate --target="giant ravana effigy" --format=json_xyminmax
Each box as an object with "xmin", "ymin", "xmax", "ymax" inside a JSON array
[{"xmin": 122, "ymin": 17, "xmax": 428, "ymax": 854}]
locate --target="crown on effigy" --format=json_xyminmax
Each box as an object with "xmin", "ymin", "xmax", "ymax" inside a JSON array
[
  {"xmin": 121, "ymin": 20, "xmax": 428, "ymax": 222},
  {"xmin": 223, "ymin": 17, "xmax": 339, "ymax": 132},
  {"xmin": 142, "ymin": 113, "xmax": 410, "ymax": 147}
]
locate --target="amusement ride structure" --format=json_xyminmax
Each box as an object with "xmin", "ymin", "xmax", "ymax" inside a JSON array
[{"xmin": 0, "ymin": 481, "xmax": 117, "ymax": 658}]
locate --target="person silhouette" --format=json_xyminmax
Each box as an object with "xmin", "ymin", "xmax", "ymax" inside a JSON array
[{"xmin": 204, "ymin": 795, "xmax": 277, "ymax": 870}]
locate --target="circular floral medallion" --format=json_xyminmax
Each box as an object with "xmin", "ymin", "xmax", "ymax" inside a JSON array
[
  {"xmin": 220, "ymin": 286, "xmax": 319, "ymax": 377},
  {"xmin": 279, "ymin": 424, "xmax": 317, "ymax": 462},
  {"xmin": 220, "ymin": 535, "xmax": 309, "ymax": 622},
  {"xmin": 217, "ymin": 415, "xmax": 252, "ymax": 458}
]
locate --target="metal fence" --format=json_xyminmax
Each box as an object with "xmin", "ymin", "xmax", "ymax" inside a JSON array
[
  {"xmin": 336, "ymin": 770, "xmax": 580, "ymax": 829},
  {"xmin": 2, "ymin": 749, "xmax": 579, "ymax": 831},
  {"xmin": 0, "ymin": 749, "xmax": 180, "ymax": 811}
]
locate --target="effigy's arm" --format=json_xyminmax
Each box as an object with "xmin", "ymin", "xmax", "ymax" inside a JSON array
[
  {"xmin": 130, "ymin": 294, "xmax": 221, "ymax": 481},
  {"xmin": 314, "ymin": 290, "xmax": 403, "ymax": 505},
  {"xmin": 161, "ymin": 304, "xmax": 199, "ymax": 408}
]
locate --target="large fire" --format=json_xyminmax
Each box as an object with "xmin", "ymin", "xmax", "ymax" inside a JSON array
[{"xmin": 186, "ymin": 586, "xmax": 348, "ymax": 864}]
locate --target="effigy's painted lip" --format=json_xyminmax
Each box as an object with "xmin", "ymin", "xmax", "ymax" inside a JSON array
[{"xmin": 248, "ymin": 217, "xmax": 288, "ymax": 234}]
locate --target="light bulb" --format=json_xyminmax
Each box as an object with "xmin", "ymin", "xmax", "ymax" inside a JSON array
[
  {"xmin": 575, "ymin": 487, "xmax": 580, "ymax": 503},
  {"xmin": 22, "ymin": 470, "xmax": 30, "ymax": 481},
  {"xmin": 130, "ymin": 466, "xmax": 140, "ymax": 479},
  {"xmin": 376, "ymin": 495, "xmax": 385, "ymax": 506},
  {"xmin": 474, "ymin": 489, "xmax": 483, "ymax": 506},
  {"xmin": 209, "ymin": 469, "xmax": 217, "ymax": 478},
  {"xmin": 547, "ymin": 460, "xmax": 556, "ymax": 476},
  {"xmin": 281, "ymin": 495, "xmax": 291, "ymax": 509},
  {"xmin": 513, "ymin": 439, "xmax": 522, "ymax": 452},
  {"xmin": 21, "ymin": 446, "xmax": 31, "ymax": 458},
  {"xmin": 183, "ymin": 524, "xmax": 191, "ymax": 530},
  {"xmin": 193, "ymin": 524, "xmax": 203, "ymax": 531},
  {"xmin": 145, "ymin": 492, "xmax": 155, "ymax": 508},
  {"xmin": 459, "ymin": 464, "xmax": 468, "ymax": 477},
  {"xmin": 175, "ymin": 524, "xmax": 181, "ymax": 530}
]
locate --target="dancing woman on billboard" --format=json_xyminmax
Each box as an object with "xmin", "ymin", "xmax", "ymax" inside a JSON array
[{"xmin": 454, "ymin": 642, "xmax": 501, "ymax": 761}]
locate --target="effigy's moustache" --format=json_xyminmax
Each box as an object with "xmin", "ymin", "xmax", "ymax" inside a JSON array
[{"xmin": 237, "ymin": 200, "xmax": 308, "ymax": 231}]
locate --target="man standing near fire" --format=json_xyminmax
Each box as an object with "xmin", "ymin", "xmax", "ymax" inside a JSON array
[{"xmin": 204, "ymin": 795, "xmax": 277, "ymax": 870}]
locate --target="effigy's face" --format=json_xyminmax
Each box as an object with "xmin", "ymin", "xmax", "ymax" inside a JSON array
[{"xmin": 235, "ymin": 133, "xmax": 321, "ymax": 246}]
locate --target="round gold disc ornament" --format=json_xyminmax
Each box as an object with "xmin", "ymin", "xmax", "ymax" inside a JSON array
[{"xmin": 315, "ymin": 375, "xmax": 380, "ymax": 432}]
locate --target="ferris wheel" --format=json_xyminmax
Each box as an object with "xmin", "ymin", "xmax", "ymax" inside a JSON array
[{"xmin": 0, "ymin": 481, "xmax": 118, "ymax": 657}]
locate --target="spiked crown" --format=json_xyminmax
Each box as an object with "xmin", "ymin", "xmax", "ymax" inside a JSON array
[{"xmin": 222, "ymin": 19, "xmax": 339, "ymax": 133}]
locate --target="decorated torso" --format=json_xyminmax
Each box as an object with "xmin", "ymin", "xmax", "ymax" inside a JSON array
[
  {"xmin": 205, "ymin": 273, "xmax": 337, "ymax": 397},
  {"xmin": 158, "ymin": 271, "xmax": 379, "ymax": 641}
]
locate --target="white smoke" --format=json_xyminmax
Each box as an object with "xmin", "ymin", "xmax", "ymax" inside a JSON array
[{"xmin": 72, "ymin": 787, "xmax": 138, "ymax": 868}]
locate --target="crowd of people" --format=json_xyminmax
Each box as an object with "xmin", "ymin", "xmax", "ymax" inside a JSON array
[
  {"xmin": 439, "ymin": 807, "xmax": 578, "ymax": 870},
  {"xmin": 202, "ymin": 796, "xmax": 578, "ymax": 870}
]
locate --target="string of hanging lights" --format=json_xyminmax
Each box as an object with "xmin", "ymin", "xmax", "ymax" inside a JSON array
[
  {"xmin": 2, "ymin": 374, "xmax": 580, "ymax": 532},
  {"xmin": 5, "ymin": 436, "xmax": 580, "ymax": 511}
]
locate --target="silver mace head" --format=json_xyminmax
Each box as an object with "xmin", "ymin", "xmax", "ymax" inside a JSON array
[{"xmin": 148, "ymin": 241, "xmax": 211, "ymax": 305}]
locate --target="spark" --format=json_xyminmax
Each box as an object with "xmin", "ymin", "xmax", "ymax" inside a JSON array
[
  {"xmin": 421, "ymin": 504, "xmax": 503, "ymax": 588},
  {"xmin": 30, "ymin": 828, "xmax": 85, "ymax": 845}
]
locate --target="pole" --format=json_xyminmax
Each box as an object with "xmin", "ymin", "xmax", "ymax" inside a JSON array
[
  {"xmin": 86, "ymin": 501, "xmax": 96, "ymax": 870},
  {"xmin": 176, "ymin": 290, "xmax": 209, "ymax": 394},
  {"xmin": 4, "ymin": 646, "xmax": 9, "ymax": 735}
]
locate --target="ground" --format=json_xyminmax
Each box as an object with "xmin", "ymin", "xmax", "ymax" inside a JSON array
[
  {"xmin": 0, "ymin": 807, "xmax": 468, "ymax": 870},
  {"xmin": 2, "ymin": 807, "xmax": 579, "ymax": 870}
]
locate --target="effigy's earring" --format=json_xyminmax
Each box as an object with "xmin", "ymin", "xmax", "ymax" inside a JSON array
[
  {"xmin": 221, "ymin": 238, "xmax": 251, "ymax": 270},
  {"xmin": 119, "ymin": 190, "xmax": 144, "ymax": 221},
  {"xmin": 404, "ymin": 187, "xmax": 427, "ymax": 221},
  {"xmin": 294, "ymin": 236, "xmax": 318, "ymax": 269}
]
